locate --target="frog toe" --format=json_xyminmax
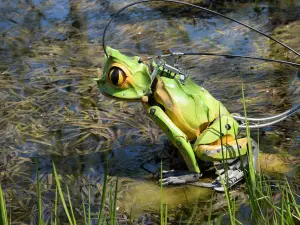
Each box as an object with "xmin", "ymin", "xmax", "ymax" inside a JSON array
[
  {"xmin": 161, "ymin": 177, "xmax": 186, "ymax": 185},
  {"xmin": 159, "ymin": 171, "xmax": 202, "ymax": 185},
  {"xmin": 212, "ymin": 169, "xmax": 244, "ymax": 192}
]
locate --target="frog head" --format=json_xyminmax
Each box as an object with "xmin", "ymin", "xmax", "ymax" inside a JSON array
[{"xmin": 97, "ymin": 46, "xmax": 152, "ymax": 99}]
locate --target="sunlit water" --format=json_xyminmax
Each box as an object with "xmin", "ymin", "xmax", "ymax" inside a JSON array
[{"xmin": 0, "ymin": 0, "xmax": 299, "ymax": 224}]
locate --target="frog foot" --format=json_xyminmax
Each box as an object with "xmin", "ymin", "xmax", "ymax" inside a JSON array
[
  {"xmin": 159, "ymin": 170, "xmax": 202, "ymax": 185},
  {"xmin": 212, "ymin": 168, "xmax": 244, "ymax": 192}
]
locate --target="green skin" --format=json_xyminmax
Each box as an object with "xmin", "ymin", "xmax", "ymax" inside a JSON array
[{"xmin": 98, "ymin": 47, "xmax": 249, "ymax": 176}]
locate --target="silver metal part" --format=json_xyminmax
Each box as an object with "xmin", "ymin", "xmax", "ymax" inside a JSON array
[
  {"xmin": 235, "ymin": 104, "xmax": 300, "ymax": 129},
  {"xmin": 232, "ymin": 104, "xmax": 300, "ymax": 122},
  {"xmin": 160, "ymin": 52, "xmax": 184, "ymax": 58},
  {"xmin": 163, "ymin": 63, "xmax": 183, "ymax": 74},
  {"xmin": 150, "ymin": 66, "xmax": 158, "ymax": 80},
  {"xmin": 172, "ymin": 52, "xmax": 184, "ymax": 56},
  {"xmin": 160, "ymin": 62, "xmax": 189, "ymax": 84}
]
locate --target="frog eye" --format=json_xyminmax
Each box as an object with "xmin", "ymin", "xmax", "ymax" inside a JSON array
[{"xmin": 108, "ymin": 67, "xmax": 126, "ymax": 86}]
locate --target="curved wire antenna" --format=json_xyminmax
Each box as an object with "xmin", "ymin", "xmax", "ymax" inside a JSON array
[
  {"xmin": 235, "ymin": 104, "xmax": 300, "ymax": 129},
  {"xmin": 156, "ymin": 52, "xmax": 300, "ymax": 67},
  {"xmin": 102, "ymin": 0, "xmax": 300, "ymax": 59}
]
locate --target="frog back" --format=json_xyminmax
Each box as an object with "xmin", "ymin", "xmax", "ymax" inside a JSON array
[{"xmin": 153, "ymin": 76, "xmax": 230, "ymax": 140}]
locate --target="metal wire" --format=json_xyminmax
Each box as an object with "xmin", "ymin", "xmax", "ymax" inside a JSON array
[
  {"xmin": 102, "ymin": 0, "xmax": 300, "ymax": 58},
  {"xmin": 180, "ymin": 53, "xmax": 300, "ymax": 67},
  {"xmin": 233, "ymin": 104, "xmax": 300, "ymax": 122},
  {"xmin": 154, "ymin": 52, "xmax": 300, "ymax": 67},
  {"xmin": 238, "ymin": 105, "xmax": 300, "ymax": 129}
]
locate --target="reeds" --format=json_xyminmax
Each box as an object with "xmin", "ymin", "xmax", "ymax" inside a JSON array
[
  {"xmin": 0, "ymin": 136, "xmax": 299, "ymax": 225},
  {"xmin": 213, "ymin": 82, "xmax": 300, "ymax": 225},
  {"xmin": 52, "ymin": 161, "xmax": 119, "ymax": 224},
  {"xmin": 0, "ymin": 160, "xmax": 119, "ymax": 225}
]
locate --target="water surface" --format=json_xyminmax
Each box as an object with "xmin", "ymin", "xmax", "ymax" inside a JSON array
[{"xmin": 0, "ymin": 0, "xmax": 299, "ymax": 224}]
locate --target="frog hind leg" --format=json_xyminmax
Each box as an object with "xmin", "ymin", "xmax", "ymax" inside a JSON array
[
  {"xmin": 193, "ymin": 116, "xmax": 259, "ymax": 191},
  {"xmin": 212, "ymin": 141, "xmax": 259, "ymax": 192},
  {"xmin": 147, "ymin": 105, "xmax": 202, "ymax": 185}
]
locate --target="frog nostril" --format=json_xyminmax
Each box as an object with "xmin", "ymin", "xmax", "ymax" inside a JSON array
[{"xmin": 96, "ymin": 68, "xmax": 102, "ymax": 79}]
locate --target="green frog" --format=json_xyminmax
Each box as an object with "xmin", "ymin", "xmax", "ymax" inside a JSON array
[{"xmin": 97, "ymin": 46, "xmax": 258, "ymax": 191}]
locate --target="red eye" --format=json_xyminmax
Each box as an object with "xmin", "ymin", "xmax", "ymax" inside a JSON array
[{"xmin": 108, "ymin": 67, "xmax": 126, "ymax": 86}]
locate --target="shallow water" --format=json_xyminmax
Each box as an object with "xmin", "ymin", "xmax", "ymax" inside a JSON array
[{"xmin": 0, "ymin": 0, "xmax": 299, "ymax": 224}]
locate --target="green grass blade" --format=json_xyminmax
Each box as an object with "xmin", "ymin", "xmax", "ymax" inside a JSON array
[
  {"xmin": 66, "ymin": 185, "xmax": 77, "ymax": 225},
  {"xmin": 160, "ymin": 160, "xmax": 164, "ymax": 225},
  {"xmin": 281, "ymin": 184, "xmax": 284, "ymax": 225},
  {"xmin": 186, "ymin": 201, "xmax": 198, "ymax": 225},
  {"xmin": 54, "ymin": 186, "xmax": 58, "ymax": 225},
  {"xmin": 217, "ymin": 104, "xmax": 235, "ymax": 225},
  {"xmin": 109, "ymin": 186, "xmax": 113, "ymax": 225},
  {"xmin": 285, "ymin": 178, "xmax": 300, "ymax": 218},
  {"xmin": 52, "ymin": 161, "xmax": 74, "ymax": 225},
  {"xmin": 0, "ymin": 185, "xmax": 8, "ymax": 225},
  {"xmin": 88, "ymin": 185, "xmax": 91, "ymax": 225},
  {"xmin": 9, "ymin": 206, "xmax": 11, "ymax": 225},
  {"xmin": 81, "ymin": 192, "xmax": 87, "ymax": 225},
  {"xmin": 97, "ymin": 163, "xmax": 108, "ymax": 225},
  {"xmin": 112, "ymin": 178, "xmax": 118, "ymax": 225},
  {"xmin": 207, "ymin": 194, "xmax": 214, "ymax": 225},
  {"xmin": 103, "ymin": 214, "xmax": 107, "ymax": 225},
  {"xmin": 36, "ymin": 159, "xmax": 44, "ymax": 225},
  {"xmin": 217, "ymin": 169, "xmax": 235, "ymax": 225},
  {"xmin": 255, "ymin": 188, "xmax": 291, "ymax": 224},
  {"xmin": 241, "ymin": 82, "xmax": 256, "ymax": 188},
  {"xmin": 164, "ymin": 204, "xmax": 168, "ymax": 225}
]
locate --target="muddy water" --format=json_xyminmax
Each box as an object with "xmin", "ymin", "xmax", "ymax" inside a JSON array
[{"xmin": 0, "ymin": 0, "xmax": 299, "ymax": 224}]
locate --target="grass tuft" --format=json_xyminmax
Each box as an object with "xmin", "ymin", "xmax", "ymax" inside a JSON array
[
  {"xmin": 98, "ymin": 162, "xmax": 109, "ymax": 225},
  {"xmin": 0, "ymin": 185, "xmax": 8, "ymax": 225},
  {"xmin": 52, "ymin": 161, "xmax": 75, "ymax": 225},
  {"xmin": 36, "ymin": 158, "xmax": 44, "ymax": 225}
]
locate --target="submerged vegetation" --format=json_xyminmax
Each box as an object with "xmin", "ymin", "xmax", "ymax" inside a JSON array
[
  {"xmin": 0, "ymin": 0, "xmax": 299, "ymax": 224},
  {"xmin": 1, "ymin": 157, "xmax": 300, "ymax": 224}
]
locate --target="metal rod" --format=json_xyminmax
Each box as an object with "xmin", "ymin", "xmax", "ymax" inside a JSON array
[{"xmin": 233, "ymin": 104, "xmax": 300, "ymax": 122}]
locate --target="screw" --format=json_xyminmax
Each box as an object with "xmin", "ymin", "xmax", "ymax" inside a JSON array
[{"xmin": 225, "ymin": 124, "xmax": 231, "ymax": 130}]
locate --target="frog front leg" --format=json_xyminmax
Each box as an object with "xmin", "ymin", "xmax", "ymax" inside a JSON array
[{"xmin": 147, "ymin": 105, "xmax": 201, "ymax": 185}]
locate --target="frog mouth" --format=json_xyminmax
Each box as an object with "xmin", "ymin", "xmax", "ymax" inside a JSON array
[
  {"xmin": 100, "ymin": 91, "xmax": 140, "ymax": 102},
  {"xmin": 98, "ymin": 78, "xmax": 145, "ymax": 101}
]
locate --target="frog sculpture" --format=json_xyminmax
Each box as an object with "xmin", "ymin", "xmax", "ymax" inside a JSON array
[{"xmin": 97, "ymin": 46, "xmax": 259, "ymax": 191}]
